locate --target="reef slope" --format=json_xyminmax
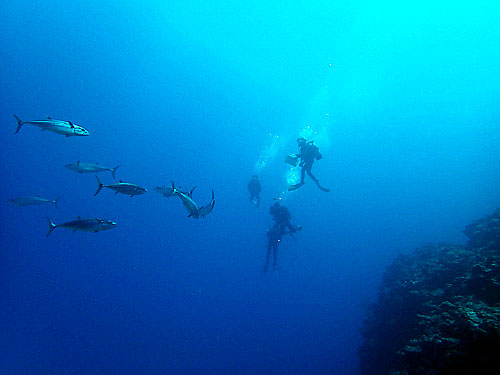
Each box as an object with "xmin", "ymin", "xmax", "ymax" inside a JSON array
[{"xmin": 359, "ymin": 209, "xmax": 500, "ymax": 375}]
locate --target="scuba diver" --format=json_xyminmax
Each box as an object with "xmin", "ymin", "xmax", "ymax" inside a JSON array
[
  {"xmin": 247, "ymin": 175, "xmax": 262, "ymax": 207},
  {"xmin": 263, "ymin": 200, "xmax": 302, "ymax": 272},
  {"xmin": 288, "ymin": 138, "xmax": 330, "ymax": 192}
]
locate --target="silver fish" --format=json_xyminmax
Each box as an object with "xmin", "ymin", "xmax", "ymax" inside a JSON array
[
  {"xmin": 8, "ymin": 196, "xmax": 61, "ymax": 207},
  {"xmin": 46, "ymin": 217, "xmax": 116, "ymax": 237},
  {"xmin": 13, "ymin": 115, "xmax": 89, "ymax": 137},
  {"xmin": 65, "ymin": 161, "xmax": 120, "ymax": 179},
  {"xmin": 94, "ymin": 175, "xmax": 146, "ymax": 197},
  {"xmin": 154, "ymin": 185, "xmax": 189, "ymax": 198},
  {"xmin": 198, "ymin": 190, "xmax": 215, "ymax": 218},
  {"xmin": 160, "ymin": 181, "xmax": 215, "ymax": 219}
]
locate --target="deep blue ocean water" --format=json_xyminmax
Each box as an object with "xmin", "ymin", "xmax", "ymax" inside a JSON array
[{"xmin": 1, "ymin": 1, "xmax": 499, "ymax": 374}]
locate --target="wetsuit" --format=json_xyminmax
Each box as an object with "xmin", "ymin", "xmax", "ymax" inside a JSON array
[
  {"xmin": 263, "ymin": 203, "xmax": 297, "ymax": 272},
  {"xmin": 248, "ymin": 176, "xmax": 261, "ymax": 207},
  {"xmin": 291, "ymin": 140, "xmax": 329, "ymax": 192}
]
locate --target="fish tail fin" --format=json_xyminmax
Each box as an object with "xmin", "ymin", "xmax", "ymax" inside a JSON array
[
  {"xmin": 111, "ymin": 165, "xmax": 120, "ymax": 179},
  {"xmin": 46, "ymin": 217, "xmax": 56, "ymax": 237},
  {"xmin": 94, "ymin": 175, "xmax": 104, "ymax": 196},
  {"xmin": 13, "ymin": 115, "xmax": 24, "ymax": 134},
  {"xmin": 53, "ymin": 196, "xmax": 62, "ymax": 208}
]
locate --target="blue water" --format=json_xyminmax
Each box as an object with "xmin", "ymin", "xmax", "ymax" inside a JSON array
[{"xmin": 1, "ymin": 1, "xmax": 500, "ymax": 374}]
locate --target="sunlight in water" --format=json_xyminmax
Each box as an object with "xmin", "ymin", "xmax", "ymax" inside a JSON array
[
  {"xmin": 254, "ymin": 133, "xmax": 284, "ymax": 172},
  {"xmin": 286, "ymin": 167, "xmax": 300, "ymax": 186},
  {"xmin": 298, "ymin": 63, "xmax": 338, "ymax": 150},
  {"xmin": 256, "ymin": 63, "xmax": 338, "ymax": 190}
]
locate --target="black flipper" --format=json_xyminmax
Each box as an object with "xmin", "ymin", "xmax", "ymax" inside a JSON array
[
  {"xmin": 288, "ymin": 182, "xmax": 305, "ymax": 191},
  {"xmin": 314, "ymin": 180, "xmax": 330, "ymax": 192}
]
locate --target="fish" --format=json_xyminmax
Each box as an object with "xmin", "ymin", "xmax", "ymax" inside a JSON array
[
  {"xmin": 154, "ymin": 185, "xmax": 189, "ymax": 198},
  {"xmin": 65, "ymin": 161, "xmax": 120, "ymax": 179},
  {"xmin": 46, "ymin": 216, "xmax": 116, "ymax": 237},
  {"xmin": 198, "ymin": 190, "xmax": 215, "ymax": 218},
  {"xmin": 175, "ymin": 184, "xmax": 200, "ymax": 218},
  {"xmin": 163, "ymin": 181, "xmax": 215, "ymax": 219},
  {"xmin": 7, "ymin": 196, "xmax": 62, "ymax": 207},
  {"xmin": 94, "ymin": 175, "xmax": 146, "ymax": 197},
  {"xmin": 13, "ymin": 115, "xmax": 89, "ymax": 137}
]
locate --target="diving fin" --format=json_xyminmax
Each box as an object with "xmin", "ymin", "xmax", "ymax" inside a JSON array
[
  {"xmin": 288, "ymin": 182, "xmax": 305, "ymax": 191},
  {"xmin": 314, "ymin": 180, "xmax": 330, "ymax": 192}
]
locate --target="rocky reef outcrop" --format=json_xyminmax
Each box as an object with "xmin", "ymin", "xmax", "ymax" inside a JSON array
[{"xmin": 359, "ymin": 209, "xmax": 500, "ymax": 375}]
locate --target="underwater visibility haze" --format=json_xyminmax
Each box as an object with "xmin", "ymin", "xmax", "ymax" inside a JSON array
[{"xmin": 1, "ymin": 1, "xmax": 500, "ymax": 374}]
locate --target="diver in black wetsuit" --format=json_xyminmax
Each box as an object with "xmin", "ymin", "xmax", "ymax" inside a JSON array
[
  {"xmin": 289, "ymin": 138, "xmax": 329, "ymax": 192},
  {"xmin": 247, "ymin": 175, "xmax": 262, "ymax": 207},
  {"xmin": 263, "ymin": 201, "xmax": 301, "ymax": 272}
]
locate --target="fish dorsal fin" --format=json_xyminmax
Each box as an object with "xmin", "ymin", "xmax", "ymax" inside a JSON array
[
  {"xmin": 171, "ymin": 181, "xmax": 176, "ymax": 189},
  {"xmin": 68, "ymin": 121, "xmax": 74, "ymax": 128},
  {"xmin": 189, "ymin": 186, "xmax": 197, "ymax": 197},
  {"xmin": 119, "ymin": 180, "xmax": 123, "ymax": 183},
  {"xmin": 76, "ymin": 160, "xmax": 80, "ymax": 166},
  {"xmin": 77, "ymin": 216, "xmax": 82, "ymax": 219},
  {"xmin": 47, "ymin": 116, "xmax": 52, "ymax": 120}
]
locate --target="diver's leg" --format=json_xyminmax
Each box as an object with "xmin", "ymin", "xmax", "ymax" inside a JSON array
[
  {"xmin": 272, "ymin": 244, "xmax": 278, "ymax": 270},
  {"xmin": 263, "ymin": 242, "xmax": 272, "ymax": 272},
  {"xmin": 305, "ymin": 163, "xmax": 316, "ymax": 181},
  {"xmin": 307, "ymin": 168, "xmax": 330, "ymax": 192},
  {"xmin": 307, "ymin": 170, "xmax": 319, "ymax": 183}
]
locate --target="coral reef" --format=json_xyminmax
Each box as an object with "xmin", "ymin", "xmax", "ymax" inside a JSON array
[{"xmin": 359, "ymin": 209, "xmax": 500, "ymax": 375}]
